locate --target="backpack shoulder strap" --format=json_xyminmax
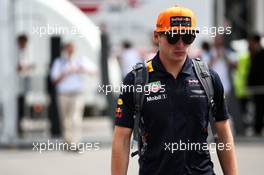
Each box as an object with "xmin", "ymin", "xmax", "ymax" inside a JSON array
[
  {"xmin": 131, "ymin": 61, "xmax": 149, "ymax": 157},
  {"xmin": 132, "ymin": 62, "xmax": 147, "ymax": 139},
  {"xmin": 192, "ymin": 58, "xmax": 218, "ymax": 141}
]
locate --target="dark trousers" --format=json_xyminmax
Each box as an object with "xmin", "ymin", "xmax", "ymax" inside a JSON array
[
  {"xmin": 253, "ymin": 95, "xmax": 264, "ymax": 134},
  {"xmin": 239, "ymin": 97, "xmax": 249, "ymax": 115},
  {"xmin": 17, "ymin": 95, "xmax": 25, "ymax": 135}
]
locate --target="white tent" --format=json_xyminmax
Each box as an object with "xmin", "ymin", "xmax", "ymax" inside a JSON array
[{"xmin": 0, "ymin": 0, "xmax": 101, "ymax": 143}]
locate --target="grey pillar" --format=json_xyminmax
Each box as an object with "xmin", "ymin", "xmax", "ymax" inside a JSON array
[
  {"xmin": 0, "ymin": 0, "xmax": 18, "ymax": 144},
  {"xmin": 214, "ymin": 0, "xmax": 225, "ymax": 27}
]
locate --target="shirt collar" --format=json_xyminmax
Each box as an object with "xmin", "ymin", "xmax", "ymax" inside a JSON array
[{"xmin": 152, "ymin": 52, "xmax": 192, "ymax": 75}]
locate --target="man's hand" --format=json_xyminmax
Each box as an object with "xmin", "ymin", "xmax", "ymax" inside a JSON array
[
  {"xmin": 111, "ymin": 126, "xmax": 132, "ymax": 175},
  {"xmin": 214, "ymin": 119, "xmax": 238, "ymax": 175},
  {"xmin": 52, "ymin": 66, "xmax": 78, "ymax": 85}
]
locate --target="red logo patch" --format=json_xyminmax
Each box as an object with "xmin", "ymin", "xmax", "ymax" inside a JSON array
[{"xmin": 115, "ymin": 107, "xmax": 123, "ymax": 118}]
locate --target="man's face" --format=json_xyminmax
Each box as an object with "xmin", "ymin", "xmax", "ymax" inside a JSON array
[
  {"xmin": 18, "ymin": 40, "xmax": 27, "ymax": 49},
  {"xmin": 154, "ymin": 31, "xmax": 192, "ymax": 62},
  {"xmin": 214, "ymin": 35, "xmax": 224, "ymax": 48},
  {"xmin": 65, "ymin": 43, "xmax": 74, "ymax": 57}
]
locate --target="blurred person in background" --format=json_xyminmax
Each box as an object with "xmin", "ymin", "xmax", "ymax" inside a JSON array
[
  {"xmin": 205, "ymin": 35, "xmax": 239, "ymax": 134},
  {"xmin": 247, "ymin": 34, "xmax": 264, "ymax": 136},
  {"xmin": 51, "ymin": 42, "xmax": 97, "ymax": 148},
  {"xmin": 200, "ymin": 41, "xmax": 212, "ymax": 63},
  {"xmin": 16, "ymin": 34, "xmax": 35, "ymax": 137},
  {"xmin": 143, "ymin": 33, "xmax": 159, "ymax": 61},
  {"xmin": 117, "ymin": 40, "xmax": 141, "ymax": 78},
  {"xmin": 233, "ymin": 50, "xmax": 250, "ymax": 132},
  {"xmin": 205, "ymin": 35, "xmax": 237, "ymax": 97}
]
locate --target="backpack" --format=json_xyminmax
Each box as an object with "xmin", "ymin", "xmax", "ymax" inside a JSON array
[{"xmin": 131, "ymin": 58, "xmax": 217, "ymax": 157}]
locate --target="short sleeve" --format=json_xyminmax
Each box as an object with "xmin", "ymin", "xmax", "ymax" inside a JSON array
[
  {"xmin": 210, "ymin": 69, "xmax": 230, "ymax": 121},
  {"xmin": 115, "ymin": 72, "xmax": 135, "ymax": 129},
  {"xmin": 227, "ymin": 50, "xmax": 237, "ymax": 64},
  {"xmin": 79, "ymin": 56, "xmax": 98, "ymax": 73},
  {"xmin": 51, "ymin": 59, "xmax": 61, "ymax": 81}
]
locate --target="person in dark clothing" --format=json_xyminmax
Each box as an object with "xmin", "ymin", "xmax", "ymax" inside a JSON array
[{"xmin": 248, "ymin": 34, "xmax": 264, "ymax": 135}]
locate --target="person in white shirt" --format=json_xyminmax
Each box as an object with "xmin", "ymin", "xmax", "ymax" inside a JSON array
[
  {"xmin": 204, "ymin": 36, "xmax": 238, "ymax": 134},
  {"xmin": 205, "ymin": 35, "xmax": 237, "ymax": 96},
  {"xmin": 51, "ymin": 42, "xmax": 97, "ymax": 147},
  {"xmin": 117, "ymin": 40, "xmax": 142, "ymax": 78},
  {"xmin": 16, "ymin": 34, "xmax": 35, "ymax": 137}
]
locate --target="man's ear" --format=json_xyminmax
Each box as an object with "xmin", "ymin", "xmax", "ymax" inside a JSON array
[{"xmin": 153, "ymin": 31, "xmax": 159, "ymax": 45}]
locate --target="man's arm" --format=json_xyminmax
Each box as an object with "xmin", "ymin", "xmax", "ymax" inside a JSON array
[
  {"xmin": 51, "ymin": 66, "xmax": 75, "ymax": 85},
  {"xmin": 79, "ymin": 58, "xmax": 98, "ymax": 75},
  {"xmin": 214, "ymin": 119, "xmax": 238, "ymax": 175},
  {"xmin": 111, "ymin": 126, "xmax": 133, "ymax": 175},
  {"xmin": 52, "ymin": 72, "xmax": 68, "ymax": 85}
]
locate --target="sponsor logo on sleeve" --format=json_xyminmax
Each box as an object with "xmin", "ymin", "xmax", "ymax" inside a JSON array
[
  {"xmin": 117, "ymin": 98, "xmax": 123, "ymax": 105},
  {"xmin": 115, "ymin": 107, "xmax": 123, "ymax": 118}
]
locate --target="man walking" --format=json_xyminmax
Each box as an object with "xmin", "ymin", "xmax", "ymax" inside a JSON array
[
  {"xmin": 51, "ymin": 42, "xmax": 96, "ymax": 147},
  {"xmin": 111, "ymin": 6, "xmax": 237, "ymax": 175}
]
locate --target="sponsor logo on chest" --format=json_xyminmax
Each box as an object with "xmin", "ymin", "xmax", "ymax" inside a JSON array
[
  {"xmin": 188, "ymin": 79, "xmax": 199, "ymax": 85},
  {"xmin": 147, "ymin": 81, "xmax": 162, "ymax": 93},
  {"xmin": 146, "ymin": 94, "xmax": 167, "ymax": 102}
]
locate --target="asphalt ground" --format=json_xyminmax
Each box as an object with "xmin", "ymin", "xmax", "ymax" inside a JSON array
[{"xmin": 0, "ymin": 117, "xmax": 263, "ymax": 175}]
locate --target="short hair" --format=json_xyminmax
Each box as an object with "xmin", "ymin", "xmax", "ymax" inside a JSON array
[
  {"xmin": 17, "ymin": 34, "xmax": 28, "ymax": 43},
  {"xmin": 201, "ymin": 41, "xmax": 210, "ymax": 51},
  {"xmin": 61, "ymin": 42, "xmax": 73, "ymax": 51},
  {"xmin": 122, "ymin": 40, "xmax": 132, "ymax": 49},
  {"xmin": 249, "ymin": 33, "xmax": 261, "ymax": 43}
]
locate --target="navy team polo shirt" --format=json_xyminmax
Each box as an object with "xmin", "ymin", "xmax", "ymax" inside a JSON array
[{"xmin": 115, "ymin": 53, "xmax": 229, "ymax": 175}]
